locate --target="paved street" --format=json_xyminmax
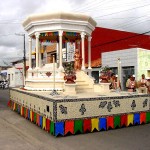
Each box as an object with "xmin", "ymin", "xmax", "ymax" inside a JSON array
[{"xmin": 0, "ymin": 89, "xmax": 150, "ymax": 150}]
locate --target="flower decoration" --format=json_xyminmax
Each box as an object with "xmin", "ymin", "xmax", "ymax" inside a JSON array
[
  {"xmin": 100, "ymin": 65, "xmax": 112, "ymax": 75},
  {"xmin": 99, "ymin": 65, "xmax": 112, "ymax": 83},
  {"xmin": 64, "ymin": 62, "xmax": 75, "ymax": 75},
  {"xmin": 64, "ymin": 62, "xmax": 76, "ymax": 84}
]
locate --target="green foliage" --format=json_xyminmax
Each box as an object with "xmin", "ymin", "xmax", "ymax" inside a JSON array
[
  {"xmin": 100, "ymin": 65, "xmax": 111, "ymax": 73},
  {"xmin": 64, "ymin": 62, "xmax": 75, "ymax": 75},
  {"xmin": 100, "ymin": 65, "xmax": 113, "ymax": 79}
]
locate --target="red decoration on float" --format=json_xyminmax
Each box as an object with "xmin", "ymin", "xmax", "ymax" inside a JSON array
[
  {"xmin": 65, "ymin": 120, "xmax": 74, "ymax": 135},
  {"xmin": 121, "ymin": 114, "xmax": 127, "ymax": 127},
  {"xmin": 83, "ymin": 119, "xmax": 91, "ymax": 132},
  {"xmin": 140, "ymin": 112, "xmax": 146, "ymax": 124},
  {"xmin": 107, "ymin": 116, "xmax": 114, "ymax": 129},
  {"xmin": 46, "ymin": 119, "xmax": 50, "ymax": 132}
]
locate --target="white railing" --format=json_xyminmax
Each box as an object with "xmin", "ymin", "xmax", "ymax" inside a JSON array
[{"xmin": 27, "ymin": 63, "xmax": 58, "ymax": 78}]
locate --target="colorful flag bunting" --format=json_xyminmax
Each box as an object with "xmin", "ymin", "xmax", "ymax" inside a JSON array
[
  {"xmin": 74, "ymin": 120, "xmax": 83, "ymax": 134},
  {"xmin": 107, "ymin": 116, "xmax": 114, "ymax": 129},
  {"xmin": 99, "ymin": 118, "xmax": 107, "ymax": 131},
  {"xmin": 65, "ymin": 120, "xmax": 74, "ymax": 135},
  {"xmin": 83, "ymin": 119, "xmax": 91, "ymax": 132},
  {"xmin": 91, "ymin": 118, "xmax": 99, "ymax": 132},
  {"xmin": 55, "ymin": 122, "xmax": 64, "ymax": 136},
  {"xmin": 134, "ymin": 113, "xmax": 140, "ymax": 125},
  {"xmin": 127, "ymin": 114, "xmax": 134, "ymax": 126},
  {"xmin": 114, "ymin": 116, "xmax": 121, "ymax": 128}
]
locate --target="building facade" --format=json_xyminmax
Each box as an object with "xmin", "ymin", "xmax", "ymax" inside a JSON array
[
  {"xmin": 7, "ymin": 59, "xmax": 29, "ymax": 87},
  {"xmin": 102, "ymin": 48, "xmax": 150, "ymax": 90}
]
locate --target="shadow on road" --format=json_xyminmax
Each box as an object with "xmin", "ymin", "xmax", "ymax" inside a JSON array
[{"xmin": 0, "ymin": 89, "xmax": 9, "ymax": 109}]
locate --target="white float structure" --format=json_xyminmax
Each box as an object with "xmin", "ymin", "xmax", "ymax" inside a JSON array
[
  {"xmin": 9, "ymin": 12, "xmax": 150, "ymax": 137},
  {"xmin": 22, "ymin": 11, "xmax": 97, "ymax": 91}
]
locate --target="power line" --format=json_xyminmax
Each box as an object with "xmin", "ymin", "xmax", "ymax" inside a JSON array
[
  {"xmin": 109, "ymin": 13, "xmax": 150, "ymax": 29},
  {"xmin": 95, "ymin": 16, "xmax": 150, "ymax": 20},
  {"xmin": 74, "ymin": 0, "xmax": 144, "ymax": 13},
  {"xmin": 0, "ymin": 23, "xmax": 21, "ymax": 24},
  {"xmin": 0, "ymin": 34, "xmax": 16, "ymax": 37},
  {"xmin": 116, "ymin": 18, "xmax": 150, "ymax": 30},
  {"xmin": 73, "ymin": 1, "xmax": 150, "ymax": 32},
  {"xmin": 94, "ymin": 3, "xmax": 150, "ymax": 19},
  {"xmin": 0, "ymin": 18, "xmax": 24, "ymax": 22},
  {"xmin": 92, "ymin": 30, "xmax": 150, "ymax": 48},
  {"xmin": 0, "ymin": 33, "xmax": 26, "ymax": 37},
  {"xmin": 73, "ymin": 0, "xmax": 104, "ymax": 11},
  {"xmin": 92, "ymin": 1, "xmax": 147, "ymax": 12},
  {"xmin": 94, "ymin": 6, "xmax": 150, "ymax": 31},
  {"xmin": 76, "ymin": 1, "xmax": 147, "ymax": 14}
]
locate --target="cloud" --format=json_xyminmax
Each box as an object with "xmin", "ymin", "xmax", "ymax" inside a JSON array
[
  {"xmin": 0, "ymin": 0, "xmax": 86, "ymax": 59},
  {"xmin": 0, "ymin": 46, "xmax": 18, "ymax": 58},
  {"xmin": 0, "ymin": 0, "xmax": 150, "ymax": 59}
]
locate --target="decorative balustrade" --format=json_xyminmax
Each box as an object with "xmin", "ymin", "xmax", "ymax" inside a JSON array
[{"xmin": 27, "ymin": 63, "xmax": 59, "ymax": 79}]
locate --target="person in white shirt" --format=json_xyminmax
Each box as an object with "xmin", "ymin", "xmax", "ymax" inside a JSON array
[
  {"xmin": 126, "ymin": 75, "xmax": 136, "ymax": 92},
  {"xmin": 138, "ymin": 74, "xmax": 148, "ymax": 93},
  {"xmin": 109, "ymin": 73, "xmax": 117, "ymax": 90}
]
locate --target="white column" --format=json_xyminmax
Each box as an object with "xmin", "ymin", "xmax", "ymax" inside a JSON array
[
  {"xmin": 88, "ymin": 36, "xmax": 92, "ymax": 69},
  {"xmin": 56, "ymin": 43, "xmax": 59, "ymax": 68},
  {"xmin": 81, "ymin": 32, "xmax": 86, "ymax": 70},
  {"xmin": 43, "ymin": 45, "xmax": 47, "ymax": 65},
  {"xmin": 28, "ymin": 37, "xmax": 32, "ymax": 78},
  {"xmin": 117, "ymin": 58, "xmax": 121, "ymax": 90},
  {"xmin": 39, "ymin": 43, "xmax": 42, "ymax": 68},
  {"xmin": 28, "ymin": 37, "xmax": 32, "ymax": 69},
  {"xmin": 58, "ymin": 30, "xmax": 64, "ymax": 71},
  {"xmin": 35, "ymin": 32, "xmax": 40, "ymax": 69}
]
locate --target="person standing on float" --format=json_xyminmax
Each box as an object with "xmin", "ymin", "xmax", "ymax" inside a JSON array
[
  {"xmin": 138, "ymin": 74, "xmax": 148, "ymax": 93},
  {"xmin": 126, "ymin": 75, "xmax": 136, "ymax": 92}
]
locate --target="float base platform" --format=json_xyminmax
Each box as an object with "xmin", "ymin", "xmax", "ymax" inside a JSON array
[{"xmin": 9, "ymin": 88, "xmax": 150, "ymax": 136}]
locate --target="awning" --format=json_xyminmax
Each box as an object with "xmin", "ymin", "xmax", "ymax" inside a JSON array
[
  {"xmin": 0, "ymin": 70, "xmax": 7, "ymax": 76},
  {"xmin": 32, "ymin": 52, "xmax": 36, "ymax": 55},
  {"xmin": 32, "ymin": 49, "xmax": 44, "ymax": 55},
  {"xmin": 16, "ymin": 66, "xmax": 29, "ymax": 70}
]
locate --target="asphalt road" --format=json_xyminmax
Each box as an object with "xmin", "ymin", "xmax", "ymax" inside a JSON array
[{"xmin": 0, "ymin": 89, "xmax": 150, "ymax": 150}]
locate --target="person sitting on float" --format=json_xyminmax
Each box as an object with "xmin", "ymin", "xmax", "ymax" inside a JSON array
[
  {"xmin": 109, "ymin": 73, "xmax": 117, "ymax": 90},
  {"xmin": 147, "ymin": 79, "xmax": 150, "ymax": 94},
  {"xmin": 109, "ymin": 73, "xmax": 121, "ymax": 90},
  {"xmin": 126, "ymin": 75, "xmax": 136, "ymax": 92}
]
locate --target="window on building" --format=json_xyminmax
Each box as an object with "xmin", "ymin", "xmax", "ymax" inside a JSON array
[{"xmin": 46, "ymin": 105, "xmax": 49, "ymax": 112}]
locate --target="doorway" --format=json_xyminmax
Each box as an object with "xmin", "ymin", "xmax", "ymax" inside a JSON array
[{"xmin": 122, "ymin": 66, "xmax": 135, "ymax": 91}]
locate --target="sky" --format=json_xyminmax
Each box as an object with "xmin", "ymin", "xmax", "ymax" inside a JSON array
[{"xmin": 0, "ymin": 0, "xmax": 150, "ymax": 60}]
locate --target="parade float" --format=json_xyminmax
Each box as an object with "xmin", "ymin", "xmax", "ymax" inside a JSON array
[{"xmin": 9, "ymin": 11, "xmax": 150, "ymax": 136}]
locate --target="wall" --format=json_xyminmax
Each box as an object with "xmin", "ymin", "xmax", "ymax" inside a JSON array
[
  {"xmin": 7, "ymin": 68, "xmax": 15, "ymax": 87},
  {"xmin": 7, "ymin": 67, "xmax": 23, "ymax": 87},
  {"xmin": 102, "ymin": 48, "xmax": 138, "ymax": 68},
  {"xmin": 15, "ymin": 70, "xmax": 23, "ymax": 86},
  {"xmin": 102, "ymin": 48, "xmax": 138, "ymax": 90},
  {"xmin": 137, "ymin": 48, "xmax": 150, "ymax": 80},
  {"xmin": 85, "ymin": 27, "xmax": 150, "ymax": 64}
]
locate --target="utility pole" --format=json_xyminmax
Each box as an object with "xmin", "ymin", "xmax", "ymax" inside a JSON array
[
  {"xmin": 23, "ymin": 34, "xmax": 26, "ymax": 79},
  {"xmin": 15, "ymin": 33, "xmax": 26, "ymax": 87}
]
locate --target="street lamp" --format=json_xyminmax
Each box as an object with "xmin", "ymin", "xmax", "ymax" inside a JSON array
[{"xmin": 15, "ymin": 33, "xmax": 26, "ymax": 87}]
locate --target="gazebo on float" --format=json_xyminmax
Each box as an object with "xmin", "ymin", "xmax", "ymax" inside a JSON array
[
  {"xmin": 8, "ymin": 12, "xmax": 150, "ymax": 138},
  {"xmin": 22, "ymin": 11, "xmax": 97, "ymax": 91}
]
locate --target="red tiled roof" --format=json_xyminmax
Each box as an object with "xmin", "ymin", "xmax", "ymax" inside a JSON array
[
  {"xmin": 84, "ymin": 27, "xmax": 150, "ymax": 64},
  {"xmin": 85, "ymin": 58, "xmax": 101, "ymax": 68},
  {"xmin": 46, "ymin": 43, "xmax": 57, "ymax": 53}
]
